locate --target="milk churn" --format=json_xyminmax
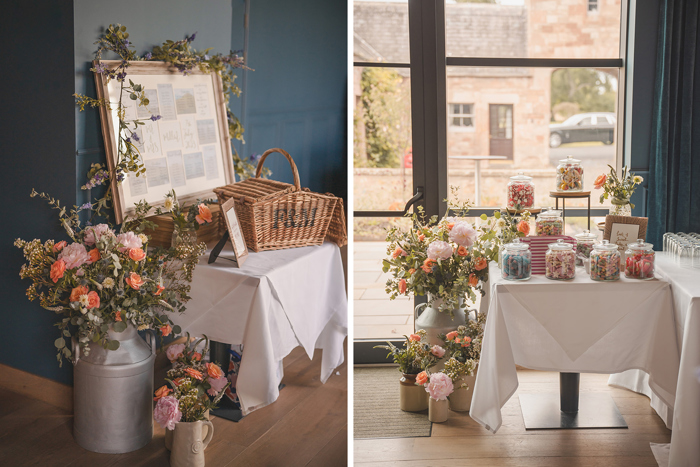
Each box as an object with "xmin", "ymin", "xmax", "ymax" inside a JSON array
[{"xmin": 72, "ymin": 324, "xmax": 156, "ymax": 453}]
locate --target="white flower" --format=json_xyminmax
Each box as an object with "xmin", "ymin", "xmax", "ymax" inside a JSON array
[
  {"xmin": 115, "ymin": 231, "xmax": 143, "ymax": 252},
  {"xmin": 137, "ymin": 324, "xmax": 149, "ymax": 331},
  {"xmin": 102, "ymin": 277, "xmax": 115, "ymax": 289},
  {"xmin": 83, "ymin": 224, "xmax": 114, "ymax": 246},
  {"xmin": 427, "ymin": 241, "xmax": 453, "ymax": 261},
  {"xmin": 79, "ymin": 294, "xmax": 90, "ymax": 307},
  {"xmin": 163, "ymin": 197, "xmax": 175, "ymax": 212},
  {"xmin": 449, "ymin": 222, "xmax": 477, "ymax": 248},
  {"xmin": 138, "ymin": 233, "xmax": 149, "ymax": 244},
  {"xmin": 496, "ymin": 218, "xmax": 506, "ymax": 230}
]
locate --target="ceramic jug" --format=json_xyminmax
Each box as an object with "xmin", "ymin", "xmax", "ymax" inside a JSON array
[{"xmin": 170, "ymin": 420, "xmax": 214, "ymax": 467}]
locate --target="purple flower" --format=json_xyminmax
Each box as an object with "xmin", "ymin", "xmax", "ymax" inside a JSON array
[
  {"xmin": 79, "ymin": 202, "xmax": 92, "ymax": 211},
  {"xmin": 144, "ymin": 52, "xmax": 152, "ymax": 60},
  {"xmin": 93, "ymin": 63, "xmax": 107, "ymax": 74},
  {"xmin": 131, "ymin": 132, "xmax": 140, "ymax": 142},
  {"xmin": 116, "ymin": 71, "xmax": 127, "ymax": 81},
  {"xmin": 150, "ymin": 115, "xmax": 161, "ymax": 121},
  {"xmin": 186, "ymin": 32, "xmax": 197, "ymax": 42}
]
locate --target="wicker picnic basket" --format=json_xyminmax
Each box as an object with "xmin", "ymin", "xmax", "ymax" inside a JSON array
[{"xmin": 214, "ymin": 148, "xmax": 347, "ymax": 252}]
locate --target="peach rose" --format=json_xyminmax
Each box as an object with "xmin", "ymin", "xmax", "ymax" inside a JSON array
[
  {"xmin": 86, "ymin": 291, "xmax": 100, "ymax": 309},
  {"xmin": 53, "ymin": 241, "xmax": 67, "ymax": 252},
  {"xmin": 594, "ymin": 174, "xmax": 607, "ymax": 190},
  {"xmin": 114, "ymin": 310, "xmax": 122, "ymax": 322},
  {"xmin": 192, "ymin": 352, "xmax": 202, "ymax": 361},
  {"xmin": 153, "ymin": 385, "xmax": 172, "ymax": 401},
  {"xmin": 418, "ymin": 234, "xmax": 425, "ymax": 241},
  {"xmin": 129, "ymin": 248, "xmax": 146, "ymax": 262},
  {"xmin": 392, "ymin": 246, "xmax": 406, "ymax": 259},
  {"xmin": 468, "ymin": 273, "xmax": 478, "ymax": 287},
  {"xmin": 474, "ymin": 257, "xmax": 488, "ymax": 271},
  {"xmin": 415, "ymin": 371, "xmax": 428, "ymax": 386},
  {"xmin": 457, "ymin": 245, "xmax": 468, "ymax": 257},
  {"xmin": 461, "ymin": 336, "xmax": 472, "ymax": 348},
  {"xmin": 185, "ymin": 368, "xmax": 203, "ymax": 381},
  {"xmin": 445, "ymin": 331, "xmax": 458, "ymax": 341},
  {"xmin": 50, "ymin": 259, "xmax": 66, "ymax": 283},
  {"xmin": 409, "ymin": 333, "xmax": 421, "ymax": 342},
  {"xmin": 87, "ymin": 248, "xmax": 100, "ymax": 264},
  {"xmin": 422, "ymin": 258, "xmax": 435, "ymax": 273},
  {"xmin": 154, "ymin": 285, "xmax": 165, "ymax": 296},
  {"xmin": 173, "ymin": 377, "xmax": 185, "ymax": 386},
  {"xmin": 206, "ymin": 362, "xmax": 225, "ymax": 379},
  {"xmin": 517, "ymin": 220, "xmax": 530, "ymax": 236},
  {"xmin": 398, "ymin": 279, "xmax": 407, "ymax": 294},
  {"xmin": 408, "ymin": 268, "xmax": 416, "ymax": 275},
  {"xmin": 447, "ymin": 223, "xmax": 455, "ymax": 230},
  {"xmin": 195, "ymin": 204, "xmax": 213, "ymax": 225},
  {"xmin": 125, "ymin": 272, "xmax": 145, "ymax": 290},
  {"xmin": 70, "ymin": 285, "xmax": 89, "ymax": 303},
  {"xmin": 160, "ymin": 324, "xmax": 172, "ymax": 337}
]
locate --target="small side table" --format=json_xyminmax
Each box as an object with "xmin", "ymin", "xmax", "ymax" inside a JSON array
[{"xmin": 549, "ymin": 191, "xmax": 591, "ymax": 231}]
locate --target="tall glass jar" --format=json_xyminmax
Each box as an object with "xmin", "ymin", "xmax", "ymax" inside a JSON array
[
  {"xmin": 556, "ymin": 155, "xmax": 583, "ymax": 192},
  {"xmin": 624, "ymin": 239, "xmax": 655, "ymax": 279},
  {"xmin": 536, "ymin": 208, "xmax": 563, "ymax": 236},
  {"xmin": 545, "ymin": 239, "xmax": 576, "ymax": 280},
  {"xmin": 507, "ymin": 173, "xmax": 535, "ymax": 210},
  {"xmin": 590, "ymin": 240, "xmax": 621, "ymax": 281},
  {"xmin": 501, "ymin": 239, "xmax": 531, "ymax": 281},
  {"xmin": 574, "ymin": 230, "xmax": 597, "ymax": 266}
]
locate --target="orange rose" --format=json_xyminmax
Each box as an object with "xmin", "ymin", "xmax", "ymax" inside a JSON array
[
  {"xmin": 70, "ymin": 285, "xmax": 89, "ymax": 303},
  {"xmin": 517, "ymin": 220, "xmax": 530, "ymax": 236},
  {"xmin": 185, "ymin": 368, "xmax": 203, "ymax": 380},
  {"xmin": 173, "ymin": 377, "xmax": 185, "ymax": 386},
  {"xmin": 408, "ymin": 268, "xmax": 416, "ymax": 276},
  {"xmin": 447, "ymin": 223, "xmax": 455, "ymax": 230},
  {"xmin": 455, "ymin": 337, "xmax": 461, "ymax": 344},
  {"xmin": 462, "ymin": 336, "xmax": 472, "ymax": 348},
  {"xmin": 125, "ymin": 272, "xmax": 145, "ymax": 290},
  {"xmin": 50, "ymin": 259, "xmax": 66, "ymax": 283},
  {"xmin": 457, "ymin": 246, "xmax": 468, "ymax": 257},
  {"xmin": 445, "ymin": 331, "xmax": 458, "ymax": 341},
  {"xmin": 392, "ymin": 246, "xmax": 404, "ymax": 259},
  {"xmin": 86, "ymin": 291, "xmax": 100, "ymax": 309},
  {"xmin": 54, "ymin": 241, "xmax": 67, "ymax": 252},
  {"xmin": 160, "ymin": 324, "xmax": 172, "ymax": 337},
  {"xmin": 206, "ymin": 363, "xmax": 224, "ymax": 379},
  {"xmin": 88, "ymin": 248, "xmax": 100, "ymax": 263},
  {"xmin": 418, "ymin": 234, "xmax": 425, "ymax": 241},
  {"xmin": 468, "ymin": 273, "xmax": 478, "ymax": 287},
  {"xmin": 474, "ymin": 257, "xmax": 488, "ymax": 271},
  {"xmin": 409, "ymin": 333, "xmax": 421, "ymax": 342},
  {"xmin": 422, "ymin": 258, "xmax": 434, "ymax": 273},
  {"xmin": 128, "ymin": 248, "xmax": 146, "ymax": 262},
  {"xmin": 154, "ymin": 285, "xmax": 165, "ymax": 296},
  {"xmin": 115, "ymin": 310, "xmax": 122, "ymax": 322},
  {"xmin": 195, "ymin": 204, "xmax": 213, "ymax": 225},
  {"xmin": 153, "ymin": 385, "xmax": 172, "ymax": 401},
  {"xmin": 415, "ymin": 371, "xmax": 428, "ymax": 386},
  {"xmin": 398, "ymin": 279, "xmax": 407, "ymax": 294},
  {"xmin": 192, "ymin": 352, "xmax": 202, "ymax": 361},
  {"xmin": 593, "ymin": 174, "xmax": 607, "ymax": 190}
]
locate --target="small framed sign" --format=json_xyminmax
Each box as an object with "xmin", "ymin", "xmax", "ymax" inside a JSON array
[
  {"xmin": 220, "ymin": 198, "xmax": 248, "ymax": 266},
  {"xmin": 603, "ymin": 215, "xmax": 648, "ymax": 251}
]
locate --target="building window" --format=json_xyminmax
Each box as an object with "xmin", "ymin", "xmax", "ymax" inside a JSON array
[
  {"xmin": 449, "ymin": 103, "xmax": 474, "ymax": 128},
  {"xmin": 588, "ymin": 0, "xmax": 599, "ymax": 13}
]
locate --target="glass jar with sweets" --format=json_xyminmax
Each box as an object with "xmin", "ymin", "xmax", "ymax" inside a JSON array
[
  {"xmin": 556, "ymin": 155, "xmax": 583, "ymax": 192},
  {"xmin": 536, "ymin": 208, "xmax": 563, "ymax": 236},
  {"xmin": 590, "ymin": 240, "xmax": 621, "ymax": 281},
  {"xmin": 507, "ymin": 173, "xmax": 535, "ymax": 210},
  {"xmin": 625, "ymin": 239, "xmax": 655, "ymax": 279},
  {"xmin": 574, "ymin": 230, "xmax": 597, "ymax": 266},
  {"xmin": 501, "ymin": 239, "xmax": 531, "ymax": 281},
  {"xmin": 545, "ymin": 239, "xmax": 576, "ymax": 280}
]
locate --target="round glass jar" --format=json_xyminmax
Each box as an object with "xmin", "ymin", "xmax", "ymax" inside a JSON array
[
  {"xmin": 574, "ymin": 230, "xmax": 597, "ymax": 266},
  {"xmin": 590, "ymin": 240, "xmax": 621, "ymax": 281},
  {"xmin": 556, "ymin": 155, "xmax": 583, "ymax": 192},
  {"xmin": 545, "ymin": 239, "xmax": 576, "ymax": 280},
  {"xmin": 501, "ymin": 239, "xmax": 531, "ymax": 281},
  {"xmin": 507, "ymin": 173, "xmax": 535, "ymax": 210},
  {"xmin": 535, "ymin": 208, "xmax": 563, "ymax": 236},
  {"xmin": 625, "ymin": 239, "xmax": 655, "ymax": 280}
]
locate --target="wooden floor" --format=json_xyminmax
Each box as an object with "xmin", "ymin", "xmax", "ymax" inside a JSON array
[
  {"xmin": 0, "ymin": 343, "xmax": 347, "ymax": 467},
  {"xmin": 354, "ymin": 370, "xmax": 670, "ymax": 466}
]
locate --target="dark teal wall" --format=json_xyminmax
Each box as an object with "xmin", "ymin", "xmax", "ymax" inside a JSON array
[{"xmin": 1, "ymin": 1, "xmax": 77, "ymax": 385}]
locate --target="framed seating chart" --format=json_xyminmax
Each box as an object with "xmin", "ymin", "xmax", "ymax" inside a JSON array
[{"xmin": 94, "ymin": 60, "xmax": 235, "ymax": 223}]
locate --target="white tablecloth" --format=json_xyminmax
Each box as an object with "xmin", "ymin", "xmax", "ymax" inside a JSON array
[
  {"xmin": 172, "ymin": 242, "xmax": 347, "ymax": 415},
  {"xmin": 470, "ymin": 264, "xmax": 680, "ymax": 434},
  {"xmin": 608, "ymin": 252, "xmax": 700, "ymax": 467}
]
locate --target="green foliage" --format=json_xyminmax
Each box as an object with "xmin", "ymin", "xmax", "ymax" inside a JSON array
[
  {"xmin": 374, "ymin": 330, "xmax": 439, "ymax": 375},
  {"xmin": 551, "ymin": 69, "xmax": 616, "ymax": 121},
  {"xmin": 595, "ymin": 165, "xmax": 643, "ymax": 207}
]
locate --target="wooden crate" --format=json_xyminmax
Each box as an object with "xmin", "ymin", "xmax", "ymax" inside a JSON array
[{"xmin": 146, "ymin": 204, "xmax": 222, "ymax": 248}]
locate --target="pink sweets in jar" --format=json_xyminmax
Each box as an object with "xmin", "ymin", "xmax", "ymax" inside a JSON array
[{"xmin": 507, "ymin": 173, "xmax": 535, "ymax": 210}]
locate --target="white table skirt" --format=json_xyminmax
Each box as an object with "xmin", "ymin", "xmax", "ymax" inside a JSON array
[
  {"xmin": 171, "ymin": 242, "xmax": 347, "ymax": 415},
  {"xmin": 608, "ymin": 252, "xmax": 700, "ymax": 467},
  {"xmin": 470, "ymin": 264, "xmax": 680, "ymax": 434}
]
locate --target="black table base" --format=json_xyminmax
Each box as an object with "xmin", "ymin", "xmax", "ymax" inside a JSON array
[{"xmin": 519, "ymin": 373, "xmax": 628, "ymax": 430}]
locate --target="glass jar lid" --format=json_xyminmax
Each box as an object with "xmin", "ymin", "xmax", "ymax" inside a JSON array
[
  {"xmin": 574, "ymin": 229, "xmax": 597, "ymax": 241},
  {"xmin": 593, "ymin": 239, "xmax": 618, "ymax": 251},
  {"xmin": 627, "ymin": 238, "xmax": 654, "ymax": 251},
  {"xmin": 538, "ymin": 207, "xmax": 562, "ymax": 219},
  {"xmin": 559, "ymin": 155, "xmax": 581, "ymax": 164},
  {"xmin": 504, "ymin": 238, "xmax": 529, "ymax": 251},
  {"xmin": 548, "ymin": 239, "xmax": 573, "ymax": 251},
  {"xmin": 509, "ymin": 172, "xmax": 532, "ymax": 182}
]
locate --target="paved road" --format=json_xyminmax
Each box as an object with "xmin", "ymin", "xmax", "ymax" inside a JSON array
[{"xmin": 549, "ymin": 144, "xmax": 615, "ymax": 165}]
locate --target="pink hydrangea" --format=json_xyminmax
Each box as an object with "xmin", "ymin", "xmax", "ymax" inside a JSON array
[
  {"xmin": 83, "ymin": 224, "xmax": 114, "ymax": 246},
  {"xmin": 431, "ymin": 345, "xmax": 446, "ymax": 358},
  {"xmin": 207, "ymin": 376, "xmax": 228, "ymax": 396},
  {"xmin": 449, "ymin": 222, "xmax": 477, "ymax": 248},
  {"xmin": 153, "ymin": 395, "xmax": 182, "ymax": 430},
  {"xmin": 425, "ymin": 372, "xmax": 454, "ymax": 400},
  {"xmin": 427, "ymin": 241, "xmax": 453, "ymax": 261},
  {"xmin": 165, "ymin": 343, "xmax": 186, "ymax": 362},
  {"xmin": 115, "ymin": 231, "xmax": 143, "ymax": 252},
  {"xmin": 58, "ymin": 243, "xmax": 91, "ymax": 270}
]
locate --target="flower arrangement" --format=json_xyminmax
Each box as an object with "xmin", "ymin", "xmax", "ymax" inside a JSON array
[
  {"xmin": 594, "ymin": 165, "xmax": 644, "ymax": 208},
  {"xmin": 374, "ymin": 330, "xmax": 440, "ymax": 375},
  {"xmin": 154, "ymin": 335, "xmax": 230, "ymax": 429},
  {"xmin": 156, "ymin": 190, "xmax": 214, "ymax": 233},
  {"xmin": 437, "ymin": 312, "xmax": 486, "ymax": 387},
  {"xmin": 482, "ymin": 210, "xmax": 532, "ymax": 246},
  {"xmin": 15, "ymin": 193, "xmax": 205, "ymax": 364}
]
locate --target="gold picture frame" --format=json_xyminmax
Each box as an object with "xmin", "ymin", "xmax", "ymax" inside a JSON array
[
  {"xmin": 221, "ymin": 198, "xmax": 249, "ymax": 266},
  {"xmin": 603, "ymin": 215, "xmax": 648, "ymax": 251}
]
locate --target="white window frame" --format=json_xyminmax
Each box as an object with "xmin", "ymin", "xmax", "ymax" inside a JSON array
[{"xmin": 448, "ymin": 102, "xmax": 475, "ymax": 131}]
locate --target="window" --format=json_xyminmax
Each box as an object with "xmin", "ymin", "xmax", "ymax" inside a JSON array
[
  {"xmin": 588, "ymin": 0, "xmax": 599, "ymax": 13},
  {"xmin": 449, "ymin": 103, "xmax": 474, "ymax": 128}
]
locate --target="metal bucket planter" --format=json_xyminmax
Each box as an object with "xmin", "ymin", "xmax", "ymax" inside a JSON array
[
  {"xmin": 415, "ymin": 295, "xmax": 466, "ymax": 370},
  {"xmin": 72, "ymin": 324, "xmax": 156, "ymax": 453}
]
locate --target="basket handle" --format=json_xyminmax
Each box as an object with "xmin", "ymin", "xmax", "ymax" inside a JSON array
[{"xmin": 255, "ymin": 148, "xmax": 301, "ymax": 191}]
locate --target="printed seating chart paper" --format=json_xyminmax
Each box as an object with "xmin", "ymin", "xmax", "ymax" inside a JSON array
[{"xmin": 94, "ymin": 61, "xmax": 235, "ymax": 223}]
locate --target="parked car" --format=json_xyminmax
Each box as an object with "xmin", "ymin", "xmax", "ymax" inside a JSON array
[{"xmin": 549, "ymin": 112, "xmax": 616, "ymax": 148}]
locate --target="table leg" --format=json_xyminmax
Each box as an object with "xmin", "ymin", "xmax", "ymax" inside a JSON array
[{"xmin": 560, "ymin": 372, "xmax": 579, "ymax": 413}]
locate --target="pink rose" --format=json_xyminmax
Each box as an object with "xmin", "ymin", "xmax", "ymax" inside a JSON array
[
  {"xmin": 115, "ymin": 231, "xmax": 143, "ymax": 253},
  {"xmin": 153, "ymin": 396, "xmax": 182, "ymax": 430},
  {"xmin": 425, "ymin": 372, "xmax": 454, "ymax": 400},
  {"xmin": 431, "ymin": 345, "xmax": 446, "ymax": 358},
  {"xmin": 58, "ymin": 243, "xmax": 91, "ymax": 269},
  {"xmin": 427, "ymin": 241, "xmax": 453, "ymax": 261},
  {"xmin": 165, "ymin": 343, "xmax": 186, "ymax": 362},
  {"xmin": 207, "ymin": 376, "xmax": 228, "ymax": 396},
  {"xmin": 83, "ymin": 224, "xmax": 114, "ymax": 246},
  {"xmin": 449, "ymin": 222, "xmax": 477, "ymax": 248}
]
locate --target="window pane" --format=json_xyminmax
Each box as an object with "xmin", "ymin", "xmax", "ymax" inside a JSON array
[
  {"xmin": 445, "ymin": 1, "xmax": 621, "ymax": 59},
  {"xmin": 446, "ymin": 67, "xmax": 619, "ymax": 208},
  {"xmin": 354, "ymin": 1, "xmax": 409, "ymax": 64}
]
